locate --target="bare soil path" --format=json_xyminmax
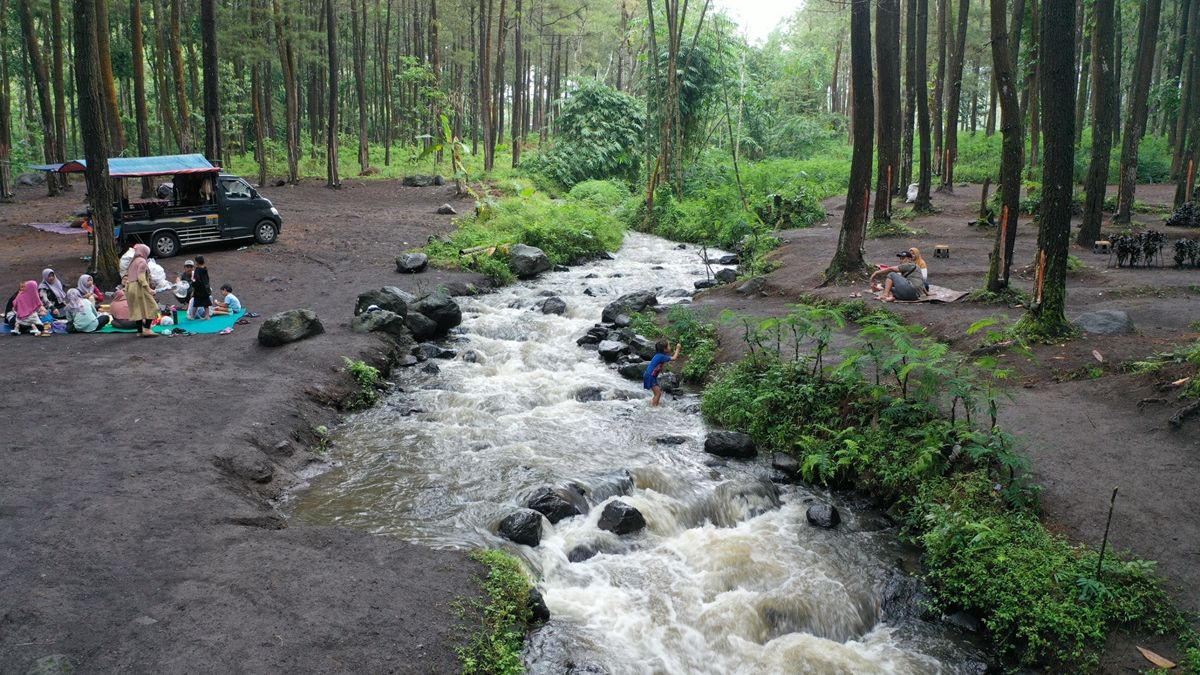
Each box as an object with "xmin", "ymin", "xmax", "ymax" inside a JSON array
[{"xmin": 0, "ymin": 178, "xmax": 487, "ymax": 673}]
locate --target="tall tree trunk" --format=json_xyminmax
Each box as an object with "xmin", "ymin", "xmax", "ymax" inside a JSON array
[
  {"xmin": 915, "ymin": 0, "xmax": 934, "ymax": 211},
  {"xmin": 351, "ymin": 0, "xmax": 368, "ymax": 173},
  {"xmin": 1169, "ymin": 0, "xmax": 1192, "ymax": 149},
  {"xmin": 1027, "ymin": 0, "xmax": 1041, "ymax": 169},
  {"xmin": 325, "ymin": 0, "xmax": 340, "ymax": 187},
  {"xmin": 985, "ymin": 75, "xmax": 997, "ymax": 136},
  {"xmin": 479, "ymin": 0, "xmax": 493, "ymax": 171},
  {"xmin": 874, "ymin": 0, "xmax": 901, "ymax": 221},
  {"xmin": 933, "ymin": 0, "xmax": 947, "ymax": 174},
  {"xmin": 0, "ymin": 0, "xmax": 13, "ymax": 201},
  {"xmin": 1115, "ymin": 0, "xmax": 1162, "ymax": 223},
  {"xmin": 1080, "ymin": 0, "xmax": 1116, "ymax": 246},
  {"xmin": 1074, "ymin": 17, "xmax": 1091, "ymax": 146},
  {"xmin": 252, "ymin": 62, "xmax": 267, "ymax": 186},
  {"xmin": 491, "ymin": 0, "xmax": 508, "ymax": 165},
  {"xmin": 939, "ymin": 0, "xmax": 969, "ymax": 190},
  {"xmin": 827, "ymin": 0, "xmax": 874, "ymax": 280},
  {"xmin": 152, "ymin": 0, "xmax": 182, "ymax": 152},
  {"xmin": 1175, "ymin": 0, "xmax": 1200, "ymax": 206},
  {"xmin": 16, "ymin": 0, "xmax": 60, "ymax": 196},
  {"xmin": 901, "ymin": 0, "xmax": 917, "ymax": 191},
  {"xmin": 1022, "ymin": 0, "xmax": 1076, "ymax": 338},
  {"xmin": 170, "ymin": 0, "xmax": 191, "ymax": 152},
  {"xmin": 74, "ymin": 0, "xmax": 119, "ymax": 286},
  {"xmin": 831, "ymin": 37, "xmax": 842, "ymax": 114},
  {"xmin": 95, "ymin": 0, "xmax": 125, "ymax": 150},
  {"xmin": 430, "ymin": 0, "xmax": 441, "ymax": 163},
  {"xmin": 511, "ymin": 0, "xmax": 523, "ymax": 168},
  {"xmin": 381, "ymin": 0, "xmax": 393, "ymax": 165},
  {"xmin": 1113, "ymin": 4, "xmax": 1123, "ymax": 147},
  {"xmin": 1172, "ymin": 0, "xmax": 1199, "ymax": 179},
  {"xmin": 271, "ymin": 0, "xmax": 299, "ymax": 182},
  {"xmin": 131, "ymin": 0, "xmax": 153, "ymax": 196},
  {"xmin": 201, "ymin": 0, "xmax": 221, "ymax": 161},
  {"xmin": 50, "ymin": 0, "xmax": 67, "ymax": 190},
  {"xmin": 986, "ymin": 0, "xmax": 1024, "ymax": 292}
]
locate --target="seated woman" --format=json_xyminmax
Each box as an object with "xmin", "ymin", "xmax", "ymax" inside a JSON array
[
  {"xmin": 76, "ymin": 274, "xmax": 105, "ymax": 304},
  {"xmin": 11, "ymin": 280, "xmax": 52, "ymax": 336},
  {"xmin": 870, "ymin": 252, "xmax": 929, "ymax": 302},
  {"xmin": 65, "ymin": 289, "xmax": 111, "ymax": 333},
  {"xmin": 107, "ymin": 289, "xmax": 139, "ymax": 331},
  {"xmin": 38, "ymin": 268, "xmax": 68, "ymax": 319}
]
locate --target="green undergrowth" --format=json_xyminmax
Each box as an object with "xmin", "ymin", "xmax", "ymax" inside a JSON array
[
  {"xmin": 341, "ymin": 357, "xmax": 382, "ymax": 410},
  {"xmin": 867, "ymin": 218, "xmax": 927, "ymax": 239},
  {"xmin": 628, "ymin": 307, "xmax": 719, "ymax": 382},
  {"xmin": 1126, "ymin": 340, "xmax": 1200, "ymax": 398},
  {"xmin": 459, "ymin": 550, "xmax": 534, "ymax": 675},
  {"xmin": 425, "ymin": 189, "xmax": 625, "ymax": 285},
  {"xmin": 700, "ymin": 305, "xmax": 1186, "ymax": 669}
]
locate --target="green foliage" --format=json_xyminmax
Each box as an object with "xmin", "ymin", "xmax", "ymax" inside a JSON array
[
  {"xmin": 524, "ymin": 80, "xmax": 644, "ymax": 188},
  {"xmin": 566, "ymin": 179, "xmax": 631, "ymax": 211},
  {"xmin": 342, "ymin": 358, "xmax": 382, "ymax": 410},
  {"xmin": 1126, "ymin": 340, "xmax": 1200, "ymax": 397},
  {"xmin": 459, "ymin": 550, "xmax": 533, "ymax": 675},
  {"xmin": 630, "ymin": 307, "xmax": 719, "ymax": 382},
  {"xmin": 425, "ymin": 192, "xmax": 625, "ymax": 284},
  {"xmin": 867, "ymin": 219, "xmax": 927, "ymax": 239}
]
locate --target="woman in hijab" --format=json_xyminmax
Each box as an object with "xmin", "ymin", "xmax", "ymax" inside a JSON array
[
  {"xmin": 38, "ymin": 268, "xmax": 68, "ymax": 318},
  {"xmin": 108, "ymin": 289, "xmax": 138, "ymax": 330},
  {"xmin": 65, "ymin": 288, "xmax": 110, "ymax": 333},
  {"xmin": 76, "ymin": 274, "xmax": 105, "ymax": 304},
  {"xmin": 122, "ymin": 244, "xmax": 159, "ymax": 337},
  {"xmin": 11, "ymin": 280, "xmax": 52, "ymax": 336}
]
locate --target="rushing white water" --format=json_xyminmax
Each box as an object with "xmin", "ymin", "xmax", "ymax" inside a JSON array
[{"xmin": 289, "ymin": 233, "xmax": 984, "ymax": 674}]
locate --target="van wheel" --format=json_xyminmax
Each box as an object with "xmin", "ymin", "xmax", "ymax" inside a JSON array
[
  {"xmin": 254, "ymin": 220, "xmax": 279, "ymax": 244},
  {"xmin": 151, "ymin": 232, "xmax": 180, "ymax": 258}
]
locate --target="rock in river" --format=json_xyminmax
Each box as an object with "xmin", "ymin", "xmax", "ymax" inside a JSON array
[
  {"xmin": 525, "ymin": 487, "xmax": 583, "ymax": 524},
  {"xmin": 806, "ymin": 503, "xmax": 841, "ymax": 529},
  {"xmin": 394, "ymin": 252, "xmax": 429, "ymax": 274},
  {"xmin": 597, "ymin": 500, "xmax": 646, "ymax": 535},
  {"xmin": 355, "ymin": 286, "xmax": 412, "ymax": 316},
  {"xmin": 618, "ymin": 361, "xmax": 648, "ymax": 381},
  {"xmin": 540, "ymin": 296, "xmax": 567, "ymax": 315},
  {"xmin": 772, "ymin": 452, "xmax": 801, "ymax": 478},
  {"xmin": 497, "ymin": 509, "xmax": 543, "ymax": 547},
  {"xmin": 404, "ymin": 311, "xmax": 439, "ymax": 340},
  {"xmin": 258, "ymin": 309, "xmax": 324, "ymax": 347},
  {"xmin": 509, "ymin": 243, "xmax": 552, "ymax": 279},
  {"xmin": 597, "ymin": 340, "xmax": 629, "ymax": 363},
  {"xmin": 704, "ymin": 430, "xmax": 756, "ymax": 459},
  {"xmin": 350, "ymin": 309, "xmax": 409, "ymax": 338},
  {"xmin": 601, "ymin": 291, "xmax": 658, "ymax": 323},
  {"xmin": 410, "ymin": 293, "xmax": 462, "ymax": 335},
  {"xmin": 417, "ymin": 343, "xmax": 457, "ymax": 359},
  {"xmin": 574, "ymin": 386, "xmax": 604, "ymax": 402}
]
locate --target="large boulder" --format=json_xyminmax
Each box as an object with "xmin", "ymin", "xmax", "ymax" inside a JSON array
[
  {"xmin": 404, "ymin": 312, "xmax": 439, "ymax": 340},
  {"xmin": 1073, "ymin": 309, "xmax": 1135, "ymax": 335},
  {"xmin": 629, "ymin": 335, "xmax": 660, "ymax": 361},
  {"xmin": 497, "ymin": 509, "xmax": 542, "ymax": 547},
  {"xmin": 401, "ymin": 175, "xmax": 440, "ymax": 187},
  {"xmin": 618, "ymin": 361, "xmax": 648, "ymax": 381},
  {"xmin": 715, "ymin": 268, "xmax": 738, "ymax": 284},
  {"xmin": 577, "ymin": 325, "xmax": 610, "ymax": 346},
  {"xmin": 509, "ymin": 244, "xmax": 552, "ymax": 279},
  {"xmin": 258, "ymin": 309, "xmax": 324, "ymax": 347},
  {"xmin": 704, "ymin": 430, "xmax": 756, "ymax": 459},
  {"xmin": 737, "ymin": 277, "xmax": 766, "ymax": 296},
  {"xmin": 657, "ymin": 372, "xmax": 681, "ymax": 393},
  {"xmin": 525, "ymin": 487, "xmax": 584, "ymax": 524},
  {"xmin": 806, "ymin": 503, "xmax": 841, "ymax": 529},
  {"xmin": 355, "ymin": 286, "xmax": 412, "ymax": 317},
  {"xmin": 694, "ymin": 279, "xmax": 718, "ymax": 290},
  {"xmin": 350, "ymin": 309, "xmax": 410, "ymax": 338},
  {"xmin": 394, "ymin": 252, "xmax": 429, "ymax": 274},
  {"xmin": 597, "ymin": 500, "xmax": 646, "ymax": 535},
  {"xmin": 597, "ymin": 341, "xmax": 629, "ymax": 363},
  {"xmin": 772, "ymin": 453, "xmax": 801, "ymax": 478},
  {"xmin": 416, "ymin": 343, "xmax": 457, "ymax": 360},
  {"xmin": 437, "ymin": 203, "xmax": 457, "ymax": 215},
  {"xmin": 539, "ymin": 296, "xmax": 567, "ymax": 316},
  {"xmin": 574, "ymin": 386, "xmax": 604, "ymax": 402},
  {"xmin": 601, "ymin": 291, "xmax": 658, "ymax": 323},
  {"xmin": 410, "ymin": 293, "xmax": 462, "ymax": 335}
]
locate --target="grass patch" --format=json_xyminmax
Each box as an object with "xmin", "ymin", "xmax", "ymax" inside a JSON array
[
  {"xmin": 342, "ymin": 357, "xmax": 382, "ymax": 410},
  {"xmin": 459, "ymin": 549, "xmax": 534, "ymax": 675},
  {"xmin": 867, "ymin": 218, "xmax": 928, "ymax": 239}
]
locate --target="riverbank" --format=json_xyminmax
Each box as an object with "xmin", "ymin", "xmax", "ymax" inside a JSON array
[{"xmin": 0, "ymin": 180, "xmax": 490, "ymax": 672}]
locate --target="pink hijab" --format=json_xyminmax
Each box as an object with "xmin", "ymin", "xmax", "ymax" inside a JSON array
[
  {"xmin": 109, "ymin": 289, "xmax": 130, "ymax": 320},
  {"xmin": 126, "ymin": 244, "xmax": 151, "ymax": 284},
  {"xmin": 14, "ymin": 280, "xmax": 42, "ymax": 318}
]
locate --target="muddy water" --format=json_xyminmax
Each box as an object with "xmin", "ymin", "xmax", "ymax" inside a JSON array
[{"xmin": 289, "ymin": 233, "xmax": 983, "ymax": 674}]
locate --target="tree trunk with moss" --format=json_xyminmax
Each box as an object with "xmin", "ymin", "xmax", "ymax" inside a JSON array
[
  {"xmin": 985, "ymin": 0, "xmax": 1023, "ymax": 292},
  {"xmin": 874, "ymin": 0, "xmax": 901, "ymax": 221},
  {"xmin": 827, "ymin": 0, "xmax": 874, "ymax": 281},
  {"xmin": 938, "ymin": 0, "xmax": 969, "ymax": 191},
  {"xmin": 1079, "ymin": 0, "xmax": 1117, "ymax": 246},
  {"xmin": 1021, "ymin": 0, "xmax": 1076, "ymax": 338},
  {"xmin": 915, "ymin": 0, "xmax": 934, "ymax": 211},
  {"xmin": 74, "ymin": 0, "xmax": 120, "ymax": 286}
]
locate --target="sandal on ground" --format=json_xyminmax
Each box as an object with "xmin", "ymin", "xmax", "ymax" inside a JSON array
[
  {"xmin": 236, "ymin": 318, "xmax": 250, "ymax": 325},
  {"xmin": 245, "ymin": 312, "xmax": 261, "ymax": 318},
  {"xmin": 218, "ymin": 327, "xmax": 234, "ymax": 335}
]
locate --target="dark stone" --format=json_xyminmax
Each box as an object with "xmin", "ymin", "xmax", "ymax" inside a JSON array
[
  {"xmin": 597, "ymin": 341, "xmax": 629, "ymax": 362},
  {"xmin": 658, "ymin": 372, "xmax": 680, "ymax": 393},
  {"xmin": 432, "ymin": 175, "xmax": 445, "ymax": 186},
  {"xmin": 396, "ymin": 355, "xmax": 419, "ymax": 367},
  {"xmin": 257, "ymin": 309, "xmax": 324, "ymax": 347},
  {"xmin": 417, "ymin": 343, "xmax": 457, "ymax": 359},
  {"xmin": 618, "ymin": 361, "xmax": 648, "ymax": 381},
  {"xmin": 509, "ymin": 243, "xmax": 553, "ymax": 279},
  {"xmin": 772, "ymin": 453, "xmax": 801, "ymax": 478},
  {"xmin": 420, "ymin": 362, "xmax": 440, "ymax": 375},
  {"xmin": 568, "ymin": 544, "xmax": 601, "ymax": 563},
  {"xmin": 350, "ymin": 309, "xmax": 410, "ymax": 338},
  {"xmin": 404, "ymin": 312, "xmax": 439, "ymax": 340},
  {"xmin": 1072, "ymin": 309, "xmax": 1135, "ymax": 335},
  {"xmin": 540, "ymin": 297, "xmax": 567, "ymax": 315},
  {"xmin": 355, "ymin": 287, "xmax": 411, "ymax": 317},
  {"xmin": 628, "ymin": 335, "xmax": 659, "ymax": 361},
  {"xmin": 401, "ymin": 175, "xmax": 437, "ymax": 187},
  {"xmin": 704, "ymin": 430, "xmax": 756, "ymax": 459},
  {"xmin": 436, "ymin": 203, "xmax": 457, "ymax": 215},
  {"xmin": 553, "ymin": 264, "xmax": 570, "ymax": 272},
  {"xmin": 806, "ymin": 503, "xmax": 841, "ymax": 529},
  {"xmin": 610, "ymin": 313, "xmax": 632, "ymax": 328},
  {"xmin": 654, "ymin": 435, "xmax": 690, "ymax": 445},
  {"xmin": 597, "ymin": 500, "xmax": 646, "ymax": 535},
  {"xmin": 527, "ymin": 588, "xmax": 551, "ymax": 625},
  {"xmin": 676, "ymin": 243, "xmax": 687, "ymax": 249},
  {"xmin": 661, "ymin": 288, "xmax": 691, "ymax": 298},
  {"xmin": 525, "ymin": 487, "xmax": 583, "ymax": 524},
  {"xmin": 601, "ymin": 291, "xmax": 658, "ymax": 323},
  {"xmin": 943, "ymin": 610, "xmax": 982, "ymax": 633},
  {"xmin": 439, "ymin": 280, "xmax": 486, "ymax": 297},
  {"xmin": 737, "ymin": 277, "xmax": 766, "ymax": 296},
  {"xmin": 715, "ymin": 268, "xmax": 738, "ymax": 284},
  {"xmin": 394, "ymin": 252, "xmax": 429, "ymax": 274},
  {"xmin": 411, "ymin": 293, "xmax": 463, "ymax": 335},
  {"xmin": 710, "ymin": 254, "xmax": 740, "ymax": 265},
  {"xmin": 462, "ymin": 349, "xmax": 482, "ymax": 363},
  {"xmin": 497, "ymin": 509, "xmax": 543, "ymax": 547},
  {"xmin": 694, "ymin": 279, "xmax": 718, "ymax": 290},
  {"xmin": 16, "ymin": 172, "xmax": 46, "ymax": 187},
  {"xmin": 574, "ymin": 386, "xmax": 604, "ymax": 402}
]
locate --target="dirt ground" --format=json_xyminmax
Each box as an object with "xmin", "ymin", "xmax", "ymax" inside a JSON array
[
  {"xmin": 0, "ymin": 178, "xmax": 490, "ymax": 673},
  {"xmin": 694, "ymin": 181, "xmax": 1200, "ymax": 671}
]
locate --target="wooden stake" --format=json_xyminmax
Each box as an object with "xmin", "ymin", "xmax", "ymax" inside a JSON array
[
  {"xmin": 998, "ymin": 205, "xmax": 1009, "ymax": 271},
  {"xmin": 1188, "ymin": 159, "xmax": 1196, "ymax": 203},
  {"xmin": 1095, "ymin": 487, "xmax": 1119, "ymax": 579}
]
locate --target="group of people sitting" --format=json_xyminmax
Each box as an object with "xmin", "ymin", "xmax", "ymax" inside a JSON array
[
  {"xmin": 5, "ymin": 247, "xmax": 241, "ymax": 338},
  {"xmin": 870, "ymin": 247, "xmax": 931, "ymax": 302}
]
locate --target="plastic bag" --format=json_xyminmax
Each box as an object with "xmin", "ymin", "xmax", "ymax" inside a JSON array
[
  {"xmin": 906, "ymin": 183, "xmax": 919, "ymax": 204},
  {"xmin": 147, "ymin": 259, "xmax": 173, "ymax": 292},
  {"xmin": 119, "ymin": 247, "xmax": 135, "ymax": 277}
]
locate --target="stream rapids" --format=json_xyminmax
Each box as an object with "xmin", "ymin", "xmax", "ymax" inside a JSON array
[{"xmin": 288, "ymin": 233, "xmax": 986, "ymax": 674}]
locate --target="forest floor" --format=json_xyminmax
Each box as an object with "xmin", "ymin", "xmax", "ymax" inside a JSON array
[
  {"xmin": 0, "ymin": 178, "xmax": 491, "ymax": 673},
  {"xmin": 693, "ymin": 181, "xmax": 1200, "ymax": 672}
]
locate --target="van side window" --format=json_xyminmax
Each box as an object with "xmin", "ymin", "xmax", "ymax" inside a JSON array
[{"xmin": 221, "ymin": 179, "xmax": 252, "ymax": 199}]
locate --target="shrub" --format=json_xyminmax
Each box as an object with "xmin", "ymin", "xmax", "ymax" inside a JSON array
[
  {"xmin": 567, "ymin": 179, "xmax": 631, "ymax": 211},
  {"xmin": 459, "ymin": 550, "xmax": 533, "ymax": 675},
  {"xmin": 630, "ymin": 307, "xmax": 720, "ymax": 382},
  {"xmin": 342, "ymin": 357, "xmax": 382, "ymax": 410},
  {"xmin": 524, "ymin": 79, "xmax": 644, "ymax": 188}
]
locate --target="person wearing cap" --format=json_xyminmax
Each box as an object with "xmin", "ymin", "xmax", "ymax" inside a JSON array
[
  {"xmin": 870, "ymin": 250, "xmax": 928, "ymax": 302},
  {"xmin": 173, "ymin": 260, "xmax": 194, "ymax": 307}
]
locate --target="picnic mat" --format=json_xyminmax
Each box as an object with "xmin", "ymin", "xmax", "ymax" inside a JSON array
[
  {"xmin": 26, "ymin": 222, "xmax": 85, "ymax": 235},
  {"xmin": 98, "ymin": 309, "xmax": 247, "ymax": 334},
  {"xmin": 875, "ymin": 284, "xmax": 968, "ymax": 304}
]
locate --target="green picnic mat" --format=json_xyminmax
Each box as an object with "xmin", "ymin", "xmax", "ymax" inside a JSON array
[{"xmin": 98, "ymin": 309, "xmax": 247, "ymax": 334}]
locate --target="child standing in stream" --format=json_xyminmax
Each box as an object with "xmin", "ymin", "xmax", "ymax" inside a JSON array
[{"xmin": 644, "ymin": 340, "xmax": 682, "ymax": 407}]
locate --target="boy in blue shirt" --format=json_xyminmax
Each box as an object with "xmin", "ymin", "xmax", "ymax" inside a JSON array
[
  {"xmin": 643, "ymin": 340, "xmax": 682, "ymax": 407},
  {"xmin": 213, "ymin": 283, "xmax": 242, "ymax": 315}
]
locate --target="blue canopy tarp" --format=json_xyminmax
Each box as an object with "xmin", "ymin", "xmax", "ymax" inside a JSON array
[{"xmin": 31, "ymin": 154, "xmax": 219, "ymax": 178}]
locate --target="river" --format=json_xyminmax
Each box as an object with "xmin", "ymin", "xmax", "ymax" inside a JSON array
[{"xmin": 288, "ymin": 232, "xmax": 985, "ymax": 674}]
